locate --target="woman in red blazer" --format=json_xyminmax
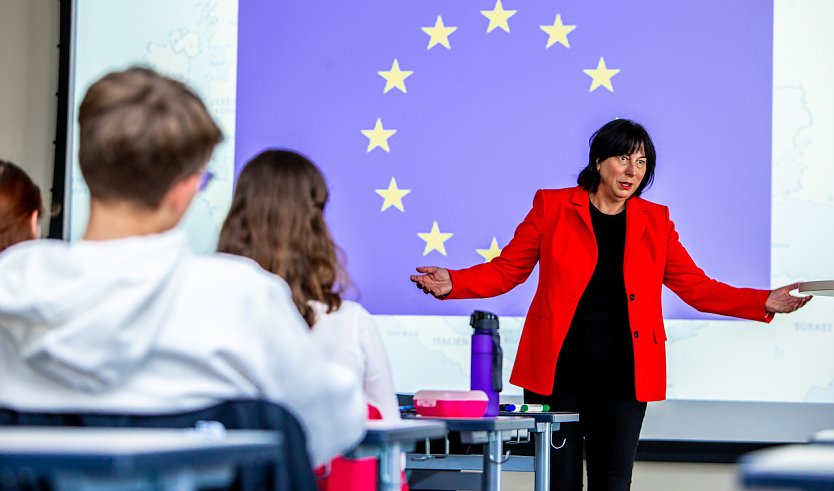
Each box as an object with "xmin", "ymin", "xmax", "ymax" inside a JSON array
[{"xmin": 410, "ymin": 119, "xmax": 810, "ymax": 491}]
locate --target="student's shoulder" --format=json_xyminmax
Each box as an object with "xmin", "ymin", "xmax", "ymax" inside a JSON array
[
  {"xmin": 191, "ymin": 253, "xmax": 291, "ymax": 293},
  {"xmin": 0, "ymin": 238, "xmax": 68, "ymax": 257},
  {"xmin": 189, "ymin": 254, "xmax": 306, "ymax": 327},
  {"xmin": 314, "ymin": 300, "xmax": 374, "ymax": 331},
  {"xmin": 0, "ymin": 239, "xmax": 71, "ymax": 271},
  {"xmin": 194, "ymin": 251, "xmax": 263, "ymax": 274},
  {"xmin": 337, "ymin": 301, "xmax": 379, "ymax": 335},
  {"xmin": 336, "ymin": 300, "xmax": 374, "ymax": 321}
]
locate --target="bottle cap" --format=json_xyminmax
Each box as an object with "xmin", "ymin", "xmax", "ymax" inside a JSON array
[{"xmin": 470, "ymin": 310, "xmax": 499, "ymax": 331}]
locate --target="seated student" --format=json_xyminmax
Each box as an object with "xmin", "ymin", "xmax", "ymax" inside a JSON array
[
  {"xmin": 0, "ymin": 159, "xmax": 45, "ymax": 252},
  {"xmin": 0, "ymin": 68, "xmax": 365, "ymax": 467},
  {"xmin": 218, "ymin": 149, "xmax": 400, "ymax": 421}
]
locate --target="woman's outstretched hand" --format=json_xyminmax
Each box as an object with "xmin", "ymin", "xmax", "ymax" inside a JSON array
[
  {"xmin": 766, "ymin": 282, "xmax": 812, "ymax": 314},
  {"xmin": 410, "ymin": 266, "xmax": 452, "ymax": 298}
]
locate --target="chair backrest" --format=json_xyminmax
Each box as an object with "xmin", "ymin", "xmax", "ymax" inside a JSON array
[{"xmin": 0, "ymin": 399, "xmax": 316, "ymax": 491}]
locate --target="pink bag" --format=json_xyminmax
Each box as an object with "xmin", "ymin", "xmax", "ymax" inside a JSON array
[{"xmin": 316, "ymin": 405, "xmax": 409, "ymax": 491}]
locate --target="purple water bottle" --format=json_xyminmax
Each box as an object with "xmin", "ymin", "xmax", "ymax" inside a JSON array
[{"xmin": 470, "ymin": 310, "xmax": 502, "ymax": 417}]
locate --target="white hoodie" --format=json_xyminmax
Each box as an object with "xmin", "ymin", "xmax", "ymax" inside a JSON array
[{"xmin": 0, "ymin": 230, "xmax": 366, "ymax": 466}]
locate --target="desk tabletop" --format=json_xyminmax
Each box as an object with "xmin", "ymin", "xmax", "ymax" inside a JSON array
[
  {"xmin": 410, "ymin": 415, "xmax": 536, "ymax": 432},
  {"xmin": 499, "ymin": 411, "xmax": 579, "ymax": 423},
  {"xmin": 740, "ymin": 444, "xmax": 834, "ymax": 488},
  {"xmin": 811, "ymin": 430, "xmax": 834, "ymax": 443},
  {"xmin": 362, "ymin": 419, "xmax": 447, "ymax": 444},
  {"xmin": 798, "ymin": 280, "xmax": 834, "ymax": 297},
  {"xmin": 0, "ymin": 427, "xmax": 283, "ymax": 475}
]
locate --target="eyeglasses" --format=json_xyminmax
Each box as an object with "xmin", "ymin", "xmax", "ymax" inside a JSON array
[{"xmin": 198, "ymin": 169, "xmax": 215, "ymax": 191}]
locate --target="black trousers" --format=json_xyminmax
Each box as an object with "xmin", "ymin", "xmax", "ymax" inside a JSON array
[{"xmin": 524, "ymin": 389, "xmax": 647, "ymax": 491}]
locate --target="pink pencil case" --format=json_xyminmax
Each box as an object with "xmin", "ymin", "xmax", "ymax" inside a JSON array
[{"xmin": 413, "ymin": 390, "xmax": 489, "ymax": 418}]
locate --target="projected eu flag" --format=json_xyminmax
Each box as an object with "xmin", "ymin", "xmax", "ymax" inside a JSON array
[{"xmin": 235, "ymin": 0, "xmax": 773, "ymax": 318}]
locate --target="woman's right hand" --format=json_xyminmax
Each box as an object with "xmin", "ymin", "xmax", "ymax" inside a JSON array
[{"xmin": 410, "ymin": 266, "xmax": 452, "ymax": 298}]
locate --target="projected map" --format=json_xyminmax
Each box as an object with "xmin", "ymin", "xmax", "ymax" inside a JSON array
[{"xmin": 68, "ymin": 0, "xmax": 238, "ymax": 253}]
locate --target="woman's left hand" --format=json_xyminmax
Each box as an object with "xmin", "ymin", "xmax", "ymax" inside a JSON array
[{"xmin": 765, "ymin": 282, "xmax": 812, "ymax": 314}]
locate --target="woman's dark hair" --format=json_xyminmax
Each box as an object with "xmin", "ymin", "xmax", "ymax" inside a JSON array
[
  {"xmin": 0, "ymin": 160, "xmax": 45, "ymax": 252},
  {"xmin": 577, "ymin": 119, "xmax": 656, "ymax": 197},
  {"xmin": 217, "ymin": 149, "xmax": 347, "ymax": 327}
]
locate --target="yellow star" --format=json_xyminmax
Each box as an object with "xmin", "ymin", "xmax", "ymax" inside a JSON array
[
  {"xmin": 417, "ymin": 221, "xmax": 453, "ymax": 256},
  {"xmin": 583, "ymin": 57, "xmax": 620, "ymax": 92},
  {"xmin": 481, "ymin": 0, "xmax": 517, "ymax": 33},
  {"xmin": 360, "ymin": 118, "xmax": 397, "ymax": 152},
  {"xmin": 375, "ymin": 177, "xmax": 411, "ymax": 212},
  {"xmin": 476, "ymin": 237, "xmax": 502, "ymax": 263},
  {"xmin": 378, "ymin": 59, "xmax": 413, "ymax": 94},
  {"xmin": 540, "ymin": 14, "xmax": 576, "ymax": 49},
  {"xmin": 422, "ymin": 15, "xmax": 457, "ymax": 50}
]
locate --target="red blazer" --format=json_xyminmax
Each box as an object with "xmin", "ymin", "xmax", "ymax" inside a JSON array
[{"xmin": 448, "ymin": 186, "xmax": 772, "ymax": 402}]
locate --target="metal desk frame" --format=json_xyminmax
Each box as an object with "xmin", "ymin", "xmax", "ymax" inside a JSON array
[
  {"xmin": 405, "ymin": 415, "xmax": 539, "ymax": 491},
  {"xmin": 510, "ymin": 411, "xmax": 580, "ymax": 491},
  {"xmin": 348, "ymin": 419, "xmax": 447, "ymax": 491}
]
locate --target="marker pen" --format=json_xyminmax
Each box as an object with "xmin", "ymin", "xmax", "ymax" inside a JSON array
[
  {"xmin": 500, "ymin": 404, "xmax": 519, "ymax": 412},
  {"xmin": 520, "ymin": 404, "xmax": 550, "ymax": 412}
]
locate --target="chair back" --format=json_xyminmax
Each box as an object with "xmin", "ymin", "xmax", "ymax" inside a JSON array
[{"xmin": 0, "ymin": 399, "xmax": 316, "ymax": 491}]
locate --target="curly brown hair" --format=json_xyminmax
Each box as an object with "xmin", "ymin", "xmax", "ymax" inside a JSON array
[{"xmin": 217, "ymin": 149, "xmax": 347, "ymax": 327}]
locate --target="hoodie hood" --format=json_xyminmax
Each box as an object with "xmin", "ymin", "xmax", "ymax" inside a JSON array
[{"xmin": 0, "ymin": 230, "xmax": 190, "ymax": 392}]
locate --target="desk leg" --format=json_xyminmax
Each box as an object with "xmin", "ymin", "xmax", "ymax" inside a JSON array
[
  {"xmin": 483, "ymin": 431, "xmax": 502, "ymax": 491},
  {"xmin": 379, "ymin": 442, "xmax": 403, "ymax": 491},
  {"xmin": 534, "ymin": 423, "xmax": 552, "ymax": 491}
]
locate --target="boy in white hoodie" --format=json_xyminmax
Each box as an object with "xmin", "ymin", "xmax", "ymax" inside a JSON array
[{"xmin": 0, "ymin": 67, "xmax": 365, "ymax": 466}]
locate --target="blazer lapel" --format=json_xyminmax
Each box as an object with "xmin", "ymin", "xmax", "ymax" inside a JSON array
[
  {"xmin": 570, "ymin": 186, "xmax": 594, "ymax": 236},
  {"xmin": 624, "ymin": 197, "xmax": 648, "ymax": 264}
]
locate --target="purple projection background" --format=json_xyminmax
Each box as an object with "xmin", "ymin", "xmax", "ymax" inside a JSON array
[{"xmin": 235, "ymin": 0, "xmax": 772, "ymax": 318}]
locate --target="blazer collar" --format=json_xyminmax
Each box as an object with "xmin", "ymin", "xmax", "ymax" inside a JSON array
[
  {"xmin": 625, "ymin": 194, "xmax": 648, "ymax": 264},
  {"xmin": 570, "ymin": 186, "xmax": 593, "ymax": 234},
  {"xmin": 570, "ymin": 186, "xmax": 589, "ymax": 207},
  {"xmin": 570, "ymin": 186, "xmax": 648, "ymax": 264}
]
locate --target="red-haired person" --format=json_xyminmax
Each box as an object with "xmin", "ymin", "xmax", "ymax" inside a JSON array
[{"xmin": 0, "ymin": 160, "xmax": 44, "ymax": 252}]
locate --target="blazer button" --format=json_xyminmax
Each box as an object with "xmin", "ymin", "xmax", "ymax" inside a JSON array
[
  {"xmin": 629, "ymin": 293, "xmax": 636, "ymax": 301},
  {"xmin": 633, "ymin": 331, "xmax": 639, "ymax": 339}
]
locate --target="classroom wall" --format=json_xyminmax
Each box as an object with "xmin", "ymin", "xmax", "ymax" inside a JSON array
[
  {"xmin": 0, "ymin": 2, "xmax": 748, "ymax": 489},
  {"xmin": 0, "ymin": 0, "xmax": 60, "ymax": 236}
]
